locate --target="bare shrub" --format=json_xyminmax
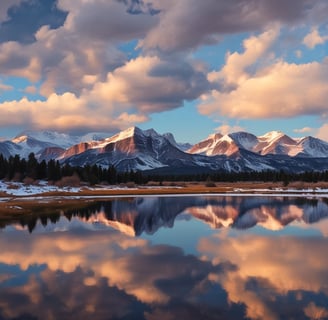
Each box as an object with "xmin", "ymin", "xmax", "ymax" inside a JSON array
[
  {"xmin": 56, "ymin": 174, "xmax": 81, "ymax": 187},
  {"xmin": 23, "ymin": 177, "xmax": 35, "ymax": 185},
  {"xmin": 7, "ymin": 183, "xmax": 20, "ymax": 190},
  {"xmin": 146, "ymin": 181, "xmax": 159, "ymax": 186},
  {"xmin": 12, "ymin": 172, "xmax": 23, "ymax": 182},
  {"xmin": 205, "ymin": 181, "xmax": 216, "ymax": 187},
  {"xmin": 125, "ymin": 181, "xmax": 136, "ymax": 188}
]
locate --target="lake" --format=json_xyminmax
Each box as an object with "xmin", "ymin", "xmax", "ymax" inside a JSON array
[{"xmin": 0, "ymin": 195, "xmax": 328, "ymax": 319}]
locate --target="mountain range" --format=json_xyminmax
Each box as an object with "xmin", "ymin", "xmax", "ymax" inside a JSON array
[{"xmin": 1, "ymin": 127, "xmax": 328, "ymax": 173}]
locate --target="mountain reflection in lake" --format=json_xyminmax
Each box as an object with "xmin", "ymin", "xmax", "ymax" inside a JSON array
[{"xmin": 0, "ymin": 196, "xmax": 328, "ymax": 320}]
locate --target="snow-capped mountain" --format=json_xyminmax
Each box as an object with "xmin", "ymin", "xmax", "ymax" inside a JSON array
[
  {"xmin": 1, "ymin": 127, "xmax": 328, "ymax": 173},
  {"xmin": 188, "ymin": 130, "xmax": 328, "ymax": 158},
  {"xmin": 13, "ymin": 130, "xmax": 110, "ymax": 149},
  {"xmin": 60, "ymin": 126, "xmax": 209, "ymax": 172},
  {"xmin": 4, "ymin": 130, "xmax": 111, "ymax": 160},
  {"xmin": 188, "ymin": 133, "xmax": 239, "ymax": 156}
]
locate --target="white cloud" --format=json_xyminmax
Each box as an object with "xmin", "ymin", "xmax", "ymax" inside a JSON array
[
  {"xmin": 316, "ymin": 123, "xmax": 328, "ymax": 141},
  {"xmin": 295, "ymin": 50, "xmax": 302, "ymax": 58},
  {"xmin": 90, "ymin": 55, "xmax": 209, "ymax": 113},
  {"xmin": 0, "ymin": 92, "xmax": 147, "ymax": 133},
  {"xmin": 215, "ymin": 124, "xmax": 245, "ymax": 135},
  {"xmin": 0, "ymin": 54, "xmax": 209, "ymax": 132},
  {"xmin": 1, "ymin": 0, "xmax": 328, "ymax": 134},
  {"xmin": 208, "ymin": 27, "xmax": 279, "ymax": 87},
  {"xmin": 303, "ymin": 27, "xmax": 328, "ymax": 49},
  {"xmin": 200, "ymin": 29, "xmax": 328, "ymax": 120},
  {"xmin": 0, "ymin": 0, "xmax": 158, "ymax": 97},
  {"xmin": 293, "ymin": 127, "xmax": 313, "ymax": 134}
]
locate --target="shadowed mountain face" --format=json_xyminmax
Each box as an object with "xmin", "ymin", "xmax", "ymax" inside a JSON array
[{"xmin": 5, "ymin": 196, "xmax": 328, "ymax": 235}]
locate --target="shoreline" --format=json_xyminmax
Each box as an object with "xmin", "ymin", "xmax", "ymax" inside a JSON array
[
  {"xmin": 1, "ymin": 180, "xmax": 328, "ymax": 198},
  {"xmin": 0, "ymin": 181, "xmax": 327, "ymax": 219}
]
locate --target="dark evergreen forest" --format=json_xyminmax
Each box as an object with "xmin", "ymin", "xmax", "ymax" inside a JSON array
[{"xmin": 1, "ymin": 152, "xmax": 328, "ymax": 185}]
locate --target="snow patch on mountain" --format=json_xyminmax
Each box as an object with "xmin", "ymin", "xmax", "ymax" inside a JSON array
[{"xmin": 189, "ymin": 129, "xmax": 328, "ymax": 158}]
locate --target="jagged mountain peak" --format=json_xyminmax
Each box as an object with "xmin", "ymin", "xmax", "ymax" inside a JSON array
[
  {"xmin": 258, "ymin": 131, "xmax": 295, "ymax": 145},
  {"xmin": 207, "ymin": 132, "xmax": 223, "ymax": 141},
  {"xmin": 189, "ymin": 129, "xmax": 328, "ymax": 159},
  {"xmin": 260, "ymin": 130, "xmax": 285, "ymax": 140},
  {"xmin": 163, "ymin": 132, "xmax": 192, "ymax": 151},
  {"xmin": 144, "ymin": 128, "xmax": 160, "ymax": 137},
  {"xmin": 105, "ymin": 126, "xmax": 143, "ymax": 144}
]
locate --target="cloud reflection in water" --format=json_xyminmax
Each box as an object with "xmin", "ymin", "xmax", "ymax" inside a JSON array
[{"xmin": 0, "ymin": 195, "xmax": 327, "ymax": 319}]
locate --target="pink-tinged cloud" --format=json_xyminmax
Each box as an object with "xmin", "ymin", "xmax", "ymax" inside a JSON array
[
  {"xmin": 0, "ymin": 81, "xmax": 13, "ymax": 91},
  {"xmin": 215, "ymin": 124, "xmax": 245, "ymax": 135},
  {"xmin": 316, "ymin": 123, "xmax": 328, "ymax": 141},
  {"xmin": 303, "ymin": 27, "xmax": 328, "ymax": 49},
  {"xmin": 201, "ymin": 29, "xmax": 328, "ymax": 120},
  {"xmin": 293, "ymin": 127, "xmax": 313, "ymax": 134},
  {"xmin": 0, "ymin": 54, "xmax": 208, "ymax": 132},
  {"xmin": 0, "ymin": 93, "xmax": 148, "ymax": 132},
  {"xmin": 90, "ymin": 55, "xmax": 209, "ymax": 113}
]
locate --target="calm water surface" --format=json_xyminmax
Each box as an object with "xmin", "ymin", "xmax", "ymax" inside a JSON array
[{"xmin": 0, "ymin": 195, "xmax": 328, "ymax": 320}]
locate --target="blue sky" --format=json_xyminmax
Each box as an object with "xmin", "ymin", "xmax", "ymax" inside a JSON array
[{"xmin": 0, "ymin": 0, "xmax": 328, "ymax": 143}]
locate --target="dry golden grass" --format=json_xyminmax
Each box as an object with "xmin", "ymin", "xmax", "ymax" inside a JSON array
[
  {"xmin": 0, "ymin": 198, "xmax": 93, "ymax": 220},
  {"xmin": 2, "ymin": 180, "xmax": 327, "ymax": 198}
]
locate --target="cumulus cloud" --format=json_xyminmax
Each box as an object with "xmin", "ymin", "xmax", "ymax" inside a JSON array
[
  {"xmin": 293, "ymin": 127, "xmax": 314, "ymax": 134},
  {"xmin": 59, "ymin": 0, "xmax": 158, "ymax": 42},
  {"xmin": 0, "ymin": 92, "xmax": 148, "ymax": 133},
  {"xmin": 0, "ymin": 54, "xmax": 208, "ymax": 132},
  {"xmin": 316, "ymin": 123, "xmax": 328, "ymax": 141},
  {"xmin": 200, "ymin": 29, "xmax": 328, "ymax": 120},
  {"xmin": 0, "ymin": 0, "xmax": 67, "ymax": 44},
  {"xmin": 1, "ymin": 0, "xmax": 328, "ymax": 134},
  {"xmin": 215, "ymin": 124, "xmax": 245, "ymax": 135},
  {"xmin": 90, "ymin": 55, "xmax": 209, "ymax": 113},
  {"xmin": 140, "ymin": 0, "xmax": 325, "ymax": 52},
  {"xmin": 303, "ymin": 27, "xmax": 328, "ymax": 49},
  {"xmin": 0, "ymin": 0, "xmax": 159, "ymax": 97},
  {"xmin": 208, "ymin": 27, "xmax": 279, "ymax": 87}
]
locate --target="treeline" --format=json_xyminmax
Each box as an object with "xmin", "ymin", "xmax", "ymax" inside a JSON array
[
  {"xmin": 147, "ymin": 170, "xmax": 328, "ymax": 185},
  {"xmin": 1, "ymin": 153, "xmax": 328, "ymax": 185},
  {"xmin": 0, "ymin": 153, "xmax": 141, "ymax": 185}
]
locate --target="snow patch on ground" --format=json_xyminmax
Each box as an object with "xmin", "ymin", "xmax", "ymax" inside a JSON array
[
  {"xmin": 0, "ymin": 181, "xmax": 81, "ymax": 196},
  {"xmin": 0, "ymin": 180, "xmax": 327, "ymax": 198}
]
